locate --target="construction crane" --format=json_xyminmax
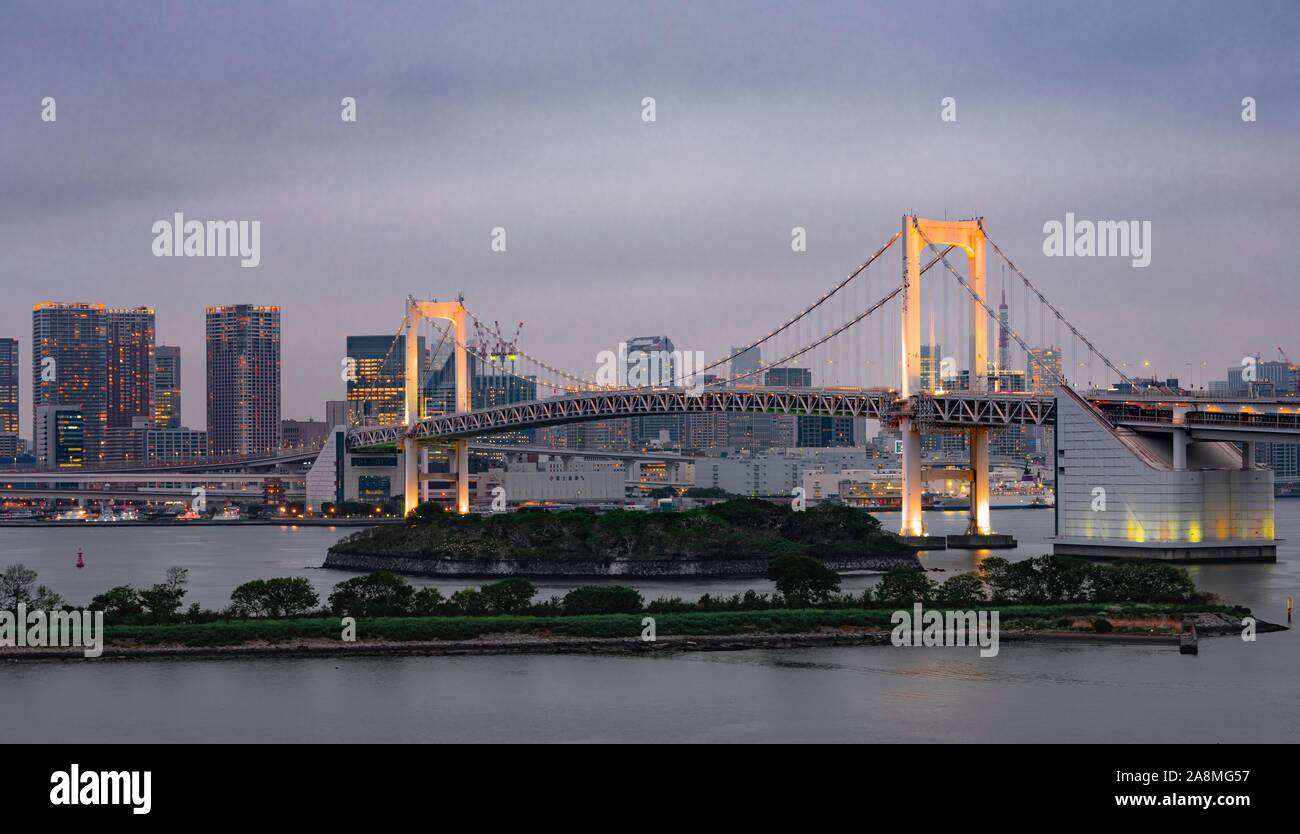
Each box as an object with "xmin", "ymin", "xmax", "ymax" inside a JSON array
[{"xmin": 480, "ymin": 320, "xmax": 524, "ymax": 371}]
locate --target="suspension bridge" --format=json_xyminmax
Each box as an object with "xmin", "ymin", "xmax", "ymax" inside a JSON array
[{"xmin": 340, "ymin": 215, "xmax": 1290, "ymax": 561}]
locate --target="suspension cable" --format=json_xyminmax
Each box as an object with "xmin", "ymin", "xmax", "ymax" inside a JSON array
[{"xmin": 977, "ymin": 220, "xmax": 1134, "ymax": 386}]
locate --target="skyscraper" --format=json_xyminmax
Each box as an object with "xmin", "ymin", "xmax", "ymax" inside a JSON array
[
  {"xmin": 34, "ymin": 404, "xmax": 85, "ymax": 469},
  {"xmin": 346, "ymin": 334, "xmax": 426, "ymax": 427},
  {"xmin": 0, "ymin": 338, "xmax": 18, "ymax": 436},
  {"xmin": 729, "ymin": 345, "xmax": 761, "ymax": 379},
  {"xmin": 153, "ymin": 345, "xmax": 182, "ymax": 429},
  {"xmin": 1028, "ymin": 347, "xmax": 1063, "ymax": 393},
  {"xmin": 626, "ymin": 335, "xmax": 681, "ymax": 443},
  {"xmin": 106, "ymin": 307, "xmax": 155, "ymax": 429},
  {"xmin": 206, "ymin": 305, "xmax": 281, "ymax": 457},
  {"xmin": 33, "ymin": 302, "xmax": 108, "ymax": 465}
]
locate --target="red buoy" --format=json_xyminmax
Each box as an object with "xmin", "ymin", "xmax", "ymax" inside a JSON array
[{"xmin": 75, "ymin": 549, "xmax": 84, "ymax": 569}]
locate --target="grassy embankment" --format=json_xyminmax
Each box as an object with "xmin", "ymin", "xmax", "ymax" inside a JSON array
[{"xmin": 102, "ymin": 603, "xmax": 1240, "ymax": 647}]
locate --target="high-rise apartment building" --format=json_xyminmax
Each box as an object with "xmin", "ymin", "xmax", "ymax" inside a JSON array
[
  {"xmin": 153, "ymin": 345, "xmax": 182, "ymax": 429},
  {"xmin": 34, "ymin": 404, "xmax": 85, "ymax": 469},
  {"xmin": 0, "ymin": 338, "xmax": 18, "ymax": 436},
  {"xmin": 106, "ymin": 307, "xmax": 155, "ymax": 429},
  {"xmin": 1027, "ymin": 346, "xmax": 1063, "ymax": 394},
  {"xmin": 33, "ymin": 302, "xmax": 108, "ymax": 465},
  {"xmin": 206, "ymin": 305, "xmax": 281, "ymax": 457}
]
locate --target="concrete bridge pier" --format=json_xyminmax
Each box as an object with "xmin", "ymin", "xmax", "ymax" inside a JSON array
[
  {"xmin": 947, "ymin": 426, "xmax": 1017, "ymax": 549},
  {"xmin": 403, "ymin": 437, "xmax": 420, "ymax": 516},
  {"xmin": 453, "ymin": 438, "xmax": 470, "ymax": 514}
]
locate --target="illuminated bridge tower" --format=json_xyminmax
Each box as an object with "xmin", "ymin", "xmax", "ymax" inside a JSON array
[
  {"xmin": 403, "ymin": 298, "xmax": 470, "ymax": 516},
  {"xmin": 899, "ymin": 216, "xmax": 995, "ymax": 543}
]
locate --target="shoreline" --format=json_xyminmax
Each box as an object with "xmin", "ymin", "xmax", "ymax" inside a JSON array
[
  {"xmin": 320, "ymin": 551, "xmax": 920, "ymax": 578},
  {"xmin": 0, "ymin": 629, "xmax": 1194, "ymax": 662},
  {"xmin": 3, "ymin": 617, "xmax": 1283, "ymax": 662}
]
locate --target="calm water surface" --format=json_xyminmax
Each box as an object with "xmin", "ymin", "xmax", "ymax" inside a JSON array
[{"xmin": 1, "ymin": 505, "xmax": 1297, "ymax": 743}]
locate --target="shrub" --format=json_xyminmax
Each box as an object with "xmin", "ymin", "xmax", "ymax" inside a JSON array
[
  {"xmin": 873, "ymin": 566, "xmax": 936, "ymax": 605},
  {"xmin": 766, "ymin": 554, "xmax": 841, "ymax": 605},
  {"xmin": 449, "ymin": 588, "xmax": 486, "ymax": 616},
  {"xmin": 479, "ymin": 578, "xmax": 537, "ymax": 614},
  {"xmin": 89, "ymin": 585, "xmax": 144, "ymax": 619},
  {"xmin": 1092, "ymin": 617, "xmax": 1113, "ymax": 634},
  {"xmin": 0, "ymin": 564, "xmax": 64, "ymax": 611},
  {"xmin": 936, "ymin": 572, "xmax": 986, "ymax": 606},
  {"xmin": 563, "ymin": 585, "xmax": 643, "ymax": 615},
  {"xmin": 229, "ymin": 577, "xmax": 320, "ymax": 618},
  {"xmin": 412, "ymin": 587, "xmax": 447, "ymax": 615},
  {"xmin": 138, "ymin": 567, "xmax": 189, "ymax": 623},
  {"xmin": 328, "ymin": 571, "xmax": 415, "ymax": 617}
]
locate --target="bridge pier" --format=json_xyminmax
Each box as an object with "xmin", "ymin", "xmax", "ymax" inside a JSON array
[
  {"xmin": 967, "ymin": 427, "xmax": 990, "ymax": 535},
  {"xmin": 403, "ymin": 437, "xmax": 420, "ymax": 516},
  {"xmin": 453, "ymin": 438, "xmax": 469, "ymax": 514},
  {"xmin": 899, "ymin": 417, "xmax": 925, "ymax": 537}
]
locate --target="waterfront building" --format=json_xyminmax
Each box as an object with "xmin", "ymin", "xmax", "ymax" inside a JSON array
[
  {"xmin": 345, "ymin": 334, "xmax": 426, "ymax": 427},
  {"xmin": 476, "ymin": 457, "xmax": 627, "ymax": 503},
  {"xmin": 106, "ymin": 307, "xmax": 155, "ymax": 429},
  {"xmin": 33, "ymin": 302, "xmax": 108, "ymax": 465},
  {"xmin": 0, "ymin": 337, "xmax": 18, "ymax": 436},
  {"xmin": 282, "ymin": 418, "xmax": 329, "ymax": 448},
  {"xmin": 152, "ymin": 345, "xmax": 182, "ymax": 429},
  {"xmin": 34, "ymin": 403, "xmax": 85, "ymax": 469},
  {"xmin": 206, "ymin": 305, "xmax": 281, "ymax": 457}
]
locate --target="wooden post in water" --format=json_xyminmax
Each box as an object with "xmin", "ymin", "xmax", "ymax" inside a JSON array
[{"xmin": 1179, "ymin": 617, "xmax": 1198, "ymax": 655}]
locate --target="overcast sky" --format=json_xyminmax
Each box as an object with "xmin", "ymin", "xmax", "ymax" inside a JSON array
[{"xmin": 2, "ymin": 0, "xmax": 1298, "ymax": 434}]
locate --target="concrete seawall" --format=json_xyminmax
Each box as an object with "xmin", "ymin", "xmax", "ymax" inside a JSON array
[{"xmin": 322, "ymin": 551, "xmax": 920, "ymax": 578}]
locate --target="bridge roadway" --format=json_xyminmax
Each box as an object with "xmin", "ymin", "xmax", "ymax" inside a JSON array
[{"xmin": 348, "ymin": 386, "xmax": 1300, "ymax": 449}]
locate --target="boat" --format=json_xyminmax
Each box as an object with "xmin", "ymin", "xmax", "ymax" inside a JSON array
[
  {"xmin": 214, "ymin": 506, "xmax": 242, "ymax": 521},
  {"xmin": 176, "ymin": 508, "xmax": 203, "ymax": 521}
]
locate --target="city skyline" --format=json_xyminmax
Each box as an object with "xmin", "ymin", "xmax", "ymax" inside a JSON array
[{"xmin": 3, "ymin": 1, "xmax": 1298, "ymax": 439}]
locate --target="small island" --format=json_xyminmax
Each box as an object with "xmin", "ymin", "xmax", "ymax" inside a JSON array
[
  {"xmin": 323, "ymin": 499, "xmax": 920, "ymax": 578},
  {"xmin": 0, "ymin": 555, "xmax": 1283, "ymax": 659}
]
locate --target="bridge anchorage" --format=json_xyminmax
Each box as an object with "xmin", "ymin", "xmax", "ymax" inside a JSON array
[{"xmin": 324, "ymin": 213, "xmax": 1279, "ymax": 563}]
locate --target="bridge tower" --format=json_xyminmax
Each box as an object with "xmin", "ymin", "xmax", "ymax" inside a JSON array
[
  {"xmin": 403, "ymin": 298, "xmax": 470, "ymax": 516},
  {"xmin": 900, "ymin": 216, "xmax": 990, "ymax": 539}
]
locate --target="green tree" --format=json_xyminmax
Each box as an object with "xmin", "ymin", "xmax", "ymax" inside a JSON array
[
  {"xmin": 449, "ymin": 588, "xmax": 486, "ymax": 615},
  {"xmin": 873, "ymin": 566, "xmax": 937, "ymax": 605},
  {"xmin": 563, "ymin": 585, "xmax": 644, "ymax": 615},
  {"xmin": 328, "ymin": 571, "xmax": 414, "ymax": 617},
  {"xmin": 977, "ymin": 557, "xmax": 1019, "ymax": 602},
  {"xmin": 765, "ymin": 554, "xmax": 841, "ymax": 606},
  {"xmin": 89, "ymin": 585, "xmax": 144, "ymax": 619},
  {"xmin": 138, "ymin": 566, "xmax": 188, "ymax": 622},
  {"xmin": 479, "ymin": 578, "xmax": 537, "ymax": 614},
  {"xmin": 229, "ymin": 577, "xmax": 320, "ymax": 618},
  {"xmin": 936, "ymin": 572, "xmax": 986, "ymax": 607},
  {"xmin": 411, "ymin": 587, "xmax": 447, "ymax": 615},
  {"xmin": 1092, "ymin": 561, "xmax": 1196, "ymax": 603},
  {"xmin": 0, "ymin": 564, "xmax": 64, "ymax": 610}
]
